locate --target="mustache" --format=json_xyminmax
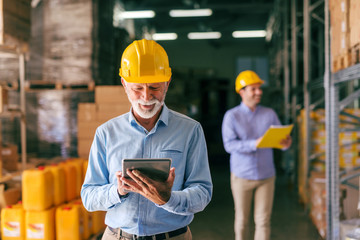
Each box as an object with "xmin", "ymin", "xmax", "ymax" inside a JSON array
[{"xmin": 136, "ymin": 99, "xmax": 159, "ymax": 105}]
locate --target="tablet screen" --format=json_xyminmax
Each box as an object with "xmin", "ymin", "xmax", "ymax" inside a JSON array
[{"xmin": 122, "ymin": 158, "xmax": 172, "ymax": 182}]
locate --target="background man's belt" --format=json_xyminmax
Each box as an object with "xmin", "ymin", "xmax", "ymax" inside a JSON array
[{"xmin": 108, "ymin": 226, "xmax": 188, "ymax": 240}]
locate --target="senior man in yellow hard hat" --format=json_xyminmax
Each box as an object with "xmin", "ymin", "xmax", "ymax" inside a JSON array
[
  {"xmin": 81, "ymin": 39, "xmax": 213, "ymax": 240},
  {"xmin": 221, "ymin": 70, "xmax": 292, "ymax": 240}
]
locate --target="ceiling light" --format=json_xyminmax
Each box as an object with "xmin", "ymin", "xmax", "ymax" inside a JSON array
[
  {"xmin": 188, "ymin": 32, "xmax": 221, "ymax": 40},
  {"xmin": 119, "ymin": 10, "xmax": 155, "ymax": 19},
  {"xmin": 232, "ymin": 30, "xmax": 267, "ymax": 38},
  {"xmin": 152, "ymin": 33, "xmax": 178, "ymax": 41},
  {"xmin": 169, "ymin": 9, "xmax": 212, "ymax": 17}
]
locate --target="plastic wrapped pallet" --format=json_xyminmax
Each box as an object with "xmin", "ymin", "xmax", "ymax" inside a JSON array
[
  {"xmin": 0, "ymin": 0, "xmax": 31, "ymax": 48},
  {"xmin": 42, "ymin": 0, "xmax": 93, "ymax": 82}
]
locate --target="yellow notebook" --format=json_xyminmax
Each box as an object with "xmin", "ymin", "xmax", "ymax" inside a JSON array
[{"xmin": 256, "ymin": 124, "xmax": 294, "ymax": 149}]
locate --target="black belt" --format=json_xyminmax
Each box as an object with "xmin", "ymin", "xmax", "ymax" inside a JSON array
[{"xmin": 108, "ymin": 226, "xmax": 188, "ymax": 240}]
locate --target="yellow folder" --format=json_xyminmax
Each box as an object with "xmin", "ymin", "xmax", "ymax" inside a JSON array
[{"xmin": 256, "ymin": 124, "xmax": 294, "ymax": 149}]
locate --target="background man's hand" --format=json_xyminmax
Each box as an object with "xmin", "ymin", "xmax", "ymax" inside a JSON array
[
  {"xmin": 255, "ymin": 137, "xmax": 263, "ymax": 148},
  {"xmin": 121, "ymin": 167, "xmax": 176, "ymax": 205},
  {"xmin": 280, "ymin": 135, "xmax": 292, "ymax": 149}
]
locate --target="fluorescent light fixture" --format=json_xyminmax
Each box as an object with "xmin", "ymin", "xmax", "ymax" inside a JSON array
[
  {"xmin": 169, "ymin": 9, "xmax": 212, "ymax": 17},
  {"xmin": 232, "ymin": 30, "xmax": 267, "ymax": 38},
  {"xmin": 119, "ymin": 10, "xmax": 155, "ymax": 19},
  {"xmin": 188, "ymin": 32, "xmax": 221, "ymax": 40},
  {"xmin": 152, "ymin": 33, "xmax": 178, "ymax": 41}
]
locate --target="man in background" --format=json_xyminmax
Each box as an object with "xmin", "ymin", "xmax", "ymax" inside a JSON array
[{"xmin": 222, "ymin": 70, "xmax": 292, "ymax": 240}]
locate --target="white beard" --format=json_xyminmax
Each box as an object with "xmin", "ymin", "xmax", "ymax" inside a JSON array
[{"xmin": 130, "ymin": 98, "xmax": 164, "ymax": 119}]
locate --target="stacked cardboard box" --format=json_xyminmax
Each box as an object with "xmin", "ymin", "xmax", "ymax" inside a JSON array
[
  {"xmin": 309, "ymin": 172, "xmax": 346, "ymax": 239},
  {"xmin": 297, "ymin": 109, "xmax": 326, "ymax": 204},
  {"xmin": 349, "ymin": 0, "xmax": 360, "ymax": 65},
  {"xmin": 298, "ymin": 109, "xmax": 360, "ymax": 179},
  {"xmin": 77, "ymin": 85, "xmax": 131, "ymax": 159},
  {"xmin": 1, "ymin": 143, "xmax": 19, "ymax": 171},
  {"xmin": 330, "ymin": 0, "xmax": 360, "ymax": 71},
  {"xmin": 298, "ymin": 109, "xmax": 360, "ymax": 238}
]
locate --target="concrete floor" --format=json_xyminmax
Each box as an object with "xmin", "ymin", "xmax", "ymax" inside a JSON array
[{"xmin": 190, "ymin": 163, "xmax": 322, "ymax": 240}]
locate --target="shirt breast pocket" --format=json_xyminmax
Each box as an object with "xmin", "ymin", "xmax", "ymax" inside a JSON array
[{"xmin": 159, "ymin": 148, "xmax": 183, "ymax": 164}]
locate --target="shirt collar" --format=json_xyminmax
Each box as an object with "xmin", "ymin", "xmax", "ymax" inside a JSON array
[
  {"xmin": 240, "ymin": 102, "xmax": 256, "ymax": 113},
  {"xmin": 128, "ymin": 104, "xmax": 169, "ymax": 129}
]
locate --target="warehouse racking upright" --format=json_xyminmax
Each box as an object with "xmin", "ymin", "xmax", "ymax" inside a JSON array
[{"xmin": 0, "ymin": 46, "xmax": 27, "ymax": 171}]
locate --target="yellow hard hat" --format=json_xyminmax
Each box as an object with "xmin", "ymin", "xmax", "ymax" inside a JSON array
[
  {"xmin": 235, "ymin": 70, "xmax": 264, "ymax": 92},
  {"xmin": 119, "ymin": 39, "xmax": 172, "ymax": 83}
]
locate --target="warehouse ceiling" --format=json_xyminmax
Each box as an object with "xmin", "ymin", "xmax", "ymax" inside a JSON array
[{"xmin": 120, "ymin": 0, "xmax": 276, "ymax": 42}]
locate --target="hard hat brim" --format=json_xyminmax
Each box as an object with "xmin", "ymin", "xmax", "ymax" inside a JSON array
[{"xmin": 120, "ymin": 74, "xmax": 171, "ymax": 84}]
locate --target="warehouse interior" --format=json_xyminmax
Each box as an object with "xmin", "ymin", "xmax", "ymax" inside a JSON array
[{"xmin": 0, "ymin": 0, "xmax": 360, "ymax": 239}]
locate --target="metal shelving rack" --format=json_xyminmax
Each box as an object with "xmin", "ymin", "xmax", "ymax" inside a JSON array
[
  {"xmin": 273, "ymin": 0, "xmax": 359, "ymax": 239},
  {"xmin": 303, "ymin": 0, "xmax": 326, "ymax": 201},
  {"xmin": 323, "ymin": 0, "xmax": 360, "ymax": 239},
  {"xmin": 0, "ymin": 47, "xmax": 27, "ymax": 171},
  {"xmin": 324, "ymin": 0, "xmax": 360, "ymax": 238}
]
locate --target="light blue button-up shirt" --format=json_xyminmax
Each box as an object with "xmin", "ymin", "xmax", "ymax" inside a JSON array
[
  {"xmin": 81, "ymin": 105, "xmax": 213, "ymax": 236},
  {"xmin": 221, "ymin": 102, "xmax": 281, "ymax": 180}
]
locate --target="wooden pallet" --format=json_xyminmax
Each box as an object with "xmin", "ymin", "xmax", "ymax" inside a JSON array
[
  {"xmin": 24, "ymin": 80, "xmax": 95, "ymax": 91},
  {"xmin": 351, "ymin": 43, "xmax": 360, "ymax": 65},
  {"xmin": 332, "ymin": 52, "xmax": 352, "ymax": 72}
]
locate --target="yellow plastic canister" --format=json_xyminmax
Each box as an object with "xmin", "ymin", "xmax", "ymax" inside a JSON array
[
  {"xmin": 1, "ymin": 203, "xmax": 25, "ymax": 240},
  {"xmin": 25, "ymin": 207, "xmax": 55, "ymax": 240},
  {"xmin": 71, "ymin": 199, "xmax": 91, "ymax": 239},
  {"xmin": 55, "ymin": 204, "xmax": 84, "ymax": 240},
  {"xmin": 22, "ymin": 167, "xmax": 54, "ymax": 211},
  {"xmin": 66, "ymin": 159, "xmax": 84, "ymax": 198},
  {"xmin": 82, "ymin": 160, "xmax": 88, "ymax": 181},
  {"xmin": 59, "ymin": 162, "xmax": 77, "ymax": 202},
  {"xmin": 46, "ymin": 164, "xmax": 66, "ymax": 206},
  {"xmin": 92, "ymin": 211, "xmax": 106, "ymax": 234}
]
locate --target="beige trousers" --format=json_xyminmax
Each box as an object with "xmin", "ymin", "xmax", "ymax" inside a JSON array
[
  {"xmin": 231, "ymin": 174, "xmax": 275, "ymax": 240},
  {"xmin": 101, "ymin": 226, "xmax": 192, "ymax": 240}
]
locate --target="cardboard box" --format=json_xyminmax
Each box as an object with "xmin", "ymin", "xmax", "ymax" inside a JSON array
[
  {"xmin": 349, "ymin": 0, "xmax": 360, "ymax": 47},
  {"xmin": 78, "ymin": 138, "xmax": 93, "ymax": 159},
  {"xmin": 97, "ymin": 102, "xmax": 131, "ymax": 113},
  {"xmin": 95, "ymin": 86, "xmax": 128, "ymax": 104},
  {"xmin": 0, "ymin": 182, "xmax": 21, "ymax": 209},
  {"xmin": 77, "ymin": 121, "xmax": 101, "ymax": 139},
  {"xmin": 340, "ymin": 218, "xmax": 360, "ymax": 240},
  {"xmin": 96, "ymin": 106, "xmax": 130, "ymax": 123},
  {"xmin": 342, "ymin": 169, "xmax": 360, "ymax": 219},
  {"xmin": 330, "ymin": 0, "xmax": 351, "ymax": 71},
  {"xmin": 77, "ymin": 103, "xmax": 96, "ymax": 121},
  {"xmin": 1, "ymin": 143, "xmax": 19, "ymax": 171}
]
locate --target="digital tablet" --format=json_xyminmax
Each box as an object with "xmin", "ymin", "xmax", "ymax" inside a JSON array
[{"xmin": 122, "ymin": 158, "xmax": 172, "ymax": 182}]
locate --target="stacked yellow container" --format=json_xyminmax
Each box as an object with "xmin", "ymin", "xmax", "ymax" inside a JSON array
[
  {"xmin": 66, "ymin": 158, "xmax": 85, "ymax": 198},
  {"xmin": 56, "ymin": 203, "xmax": 84, "ymax": 240},
  {"xmin": 71, "ymin": 199, "xmax": 92, "ymax": 240},
  {"xmin": 17, "ymin": 159, "xmax": 106, "ymax": 240},
  {"xmin": 55, "ymin": 159, "xmax": 105, "ymax": 239},
  {"xmin": 25, "ymin": 208, "xmax": 55, "ymax": 240},
  {"xmin": 22, "ymin": 167, "xmax": 56, "ymax": 240},
  {"xmin": 59, "ymin": 161, "xmax": 77, "ymax": 202},
  {"xmin": 1, "ymin": 202, "xmax": 25, "ymax": 240},
  {"xmin": 91, "ymin": 210, "xmax": 106, "ymax": 235},
  {"xmin": 47, "ymin": 164, "xmax": 66, "ymax": 206}
]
